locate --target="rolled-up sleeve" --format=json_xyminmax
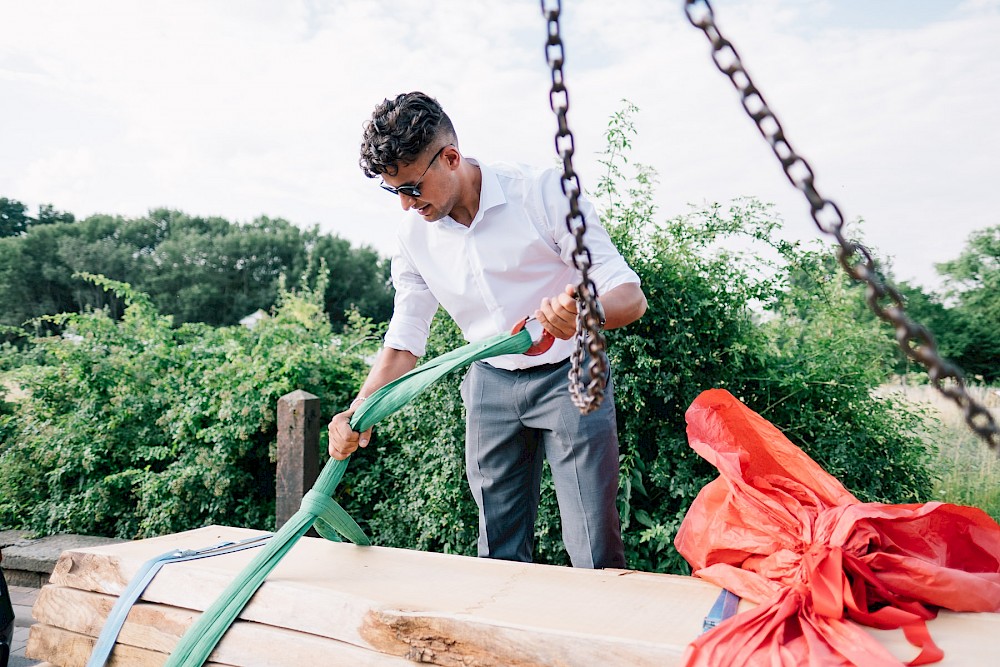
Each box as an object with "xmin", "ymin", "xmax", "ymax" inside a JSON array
[
  {"xmin": 537, "ymin": 169, "xmax": 640, "ymax": 295},
  {"xmin": 383, "ymin": 250, "xmax": 439, "ymax": 357}
]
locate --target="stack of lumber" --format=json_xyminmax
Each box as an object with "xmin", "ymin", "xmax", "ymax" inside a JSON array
[{"xmin": 26, "ymin": 525, "xmax": 1000, "ymax": 666}]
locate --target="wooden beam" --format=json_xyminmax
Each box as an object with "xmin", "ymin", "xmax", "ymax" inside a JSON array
[
  {"xmin": 30, "ymin": 586, "xmax": 410, "ymax": 666},
  {"xmin": 38, "ymin": 525, "xmax": 1000, "ymax": 667},
  {"xmin": 26, "ymin": 624, "xmax": 234, "ymax": 667},
  {"xmin": 47, "ymin": 526, "xmax": 720, "ymax": 666}
]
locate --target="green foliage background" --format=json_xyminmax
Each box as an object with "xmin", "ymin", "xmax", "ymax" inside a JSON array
[
  {"xmin": 6, "ymin": 103, "xmax": 992, "ymax": 576},
  {"xmin": 931, "ymin": 226, "xmax": 1000, "ymax": 382},
  {"xmin": 0, "ymin": 272, "xmax": 380, "ymax": 538},
  {"xmin": 0, "ymin": 206, "xmax": 393, "ymax": 333}
]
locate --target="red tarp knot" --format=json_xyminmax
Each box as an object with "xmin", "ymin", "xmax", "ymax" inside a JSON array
[
  {"xmin": 674, "ymin": 389, "xmax": 1000, "ymax": 667},
  {"xmin": 802, "ymin": 543, "xmax": 845, "ymax": 619}
]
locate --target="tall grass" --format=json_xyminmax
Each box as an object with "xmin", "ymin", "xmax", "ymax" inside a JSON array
[{"xmin": 881, "ymin": 382, "xmax": 1000, "ymax": 522}]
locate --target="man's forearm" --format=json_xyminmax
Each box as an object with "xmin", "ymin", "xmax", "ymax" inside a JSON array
[
  {"xmin": 600, "ymin": 282, "xmax": 647, "ymax": 330},
  {"xmin": 354, "ymin": 347, "xmax": 419, "ymax": 401}
]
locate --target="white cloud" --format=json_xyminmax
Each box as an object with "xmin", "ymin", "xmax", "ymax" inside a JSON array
[
  {"xmin": 1, "ymin": 0, "xmax": 997, "ymax": 288},
  {"xmin": 18, "ymin": 147, "xmax": 98, "ymax": 204}
]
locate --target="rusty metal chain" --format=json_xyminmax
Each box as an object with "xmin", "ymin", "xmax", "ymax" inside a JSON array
[
  {"xmin": 541, "ymin": 0, "xmax": 608, "ymax": 414},
  {"xmin": 684, "ymin": 0, "xmax": 999, "ymax": 453}
]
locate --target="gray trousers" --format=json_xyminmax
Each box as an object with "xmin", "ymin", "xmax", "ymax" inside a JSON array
[{"xmin": 460, "ymin": 359, "xmax": 626, "ymax": 569}]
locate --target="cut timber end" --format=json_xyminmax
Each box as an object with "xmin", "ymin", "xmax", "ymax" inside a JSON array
[
  {"xmin": 27, "ymin": 525, "xmax": 1000, "ymax": 667},
  {"xmin": 50, "ymin": 551, "xmax": 129, "ymax": 595}
]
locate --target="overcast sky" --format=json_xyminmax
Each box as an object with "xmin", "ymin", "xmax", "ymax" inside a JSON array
[{"xmin": 2, "ymin": 0, "xmax": 998, "ymax": 289}]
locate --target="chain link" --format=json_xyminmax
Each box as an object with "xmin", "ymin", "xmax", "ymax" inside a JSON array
[
  {"xmin": 541, "ymin": 0, "xmax": 608, "ymax": 414},
  {"xmin": 684, "ymin": 0, "xmax": 999, "ymax": 453}
]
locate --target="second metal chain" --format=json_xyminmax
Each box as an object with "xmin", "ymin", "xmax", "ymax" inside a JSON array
[
  {"xmin": 684, "ymin": 0, "xmax": 999, "ymax": 452},
  {"xmin": 542, "ymin": 0, "xmax": 608, "ymax": 414}
]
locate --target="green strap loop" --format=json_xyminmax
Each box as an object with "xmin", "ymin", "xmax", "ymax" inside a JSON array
[
  {"xmin": 302, "ymin": 489, "xmax": 369, "ymax": 545},
  {"xmin": 164, "ymin": 328, "xmax": 532, "ymax": 666},
  {"xmin": 349, "ymin": 328, "xmax": 533, "ymax": 432}
]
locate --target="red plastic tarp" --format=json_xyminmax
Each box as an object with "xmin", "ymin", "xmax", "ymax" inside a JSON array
[{"xmin": 675, "ymin": 389, "xmax": 1000, "ymax": 667}]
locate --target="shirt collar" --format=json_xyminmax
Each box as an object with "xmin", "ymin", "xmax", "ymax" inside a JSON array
[{"xmin": 465, "ymin": 158, "xmax": 506, "ymax": 229}]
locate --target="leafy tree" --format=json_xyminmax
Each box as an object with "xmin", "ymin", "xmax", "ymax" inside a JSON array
[
  {"xmin": 139, "ymin": 211, "xmax": 302, "ymax": 326},
  {"xmin": 0, "ymin": 198, "xmax": 74, "ymax": 237},
  {"xmin": 877, "ymin": 281, "xmax": 952, "ymax": 377},
  {"xmin": 311, "ymin": 233, "xmax": 393, "ymax": 326},
  {"xmin": 0, "ymin": 205, "xmax": 392, "ymax": 329},
  {"xmin": 0, "ymin": 198, "xmax": 30, "ymax": 237},
  {"xmin": 854, "ymin": 227, "xmax": 1000, "ymax": 384},
  {"xmin": 935, "ymin": 226, "xmax": 1000, "ymax": 382},
  {"xmin": 0, "ymin": 224, "xmax": 81, "ymax": 329},
  {"xmin": 36, "ymin": 203, "xmax": 75, "ymax": 226}
]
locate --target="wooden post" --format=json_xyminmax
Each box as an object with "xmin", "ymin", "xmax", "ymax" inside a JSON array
[{"xmin": 276, "ymin": 390, "xmax": 320, "ymax": 529}]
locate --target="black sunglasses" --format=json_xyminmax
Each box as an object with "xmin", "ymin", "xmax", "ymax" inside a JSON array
[{"xmin": 380, "ymin": 144, "xmax": 452, "ymax": 198}]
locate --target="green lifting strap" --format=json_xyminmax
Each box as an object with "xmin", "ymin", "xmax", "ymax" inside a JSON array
[{"xmin": 163, "ymin": 328, "xmax": 533, "ymax": 667}]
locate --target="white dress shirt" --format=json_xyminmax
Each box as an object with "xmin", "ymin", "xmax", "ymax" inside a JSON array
[{"xmin": 383, "ymin": 158, "xmax": 641, "ymax": 371}]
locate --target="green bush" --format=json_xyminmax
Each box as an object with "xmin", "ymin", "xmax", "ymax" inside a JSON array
[{"xmin": 0, "ymin": 272, "xmax": 379, "ymax": 538}]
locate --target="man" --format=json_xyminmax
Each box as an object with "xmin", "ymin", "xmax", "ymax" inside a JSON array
[{"xmin": 328, "ymin": 92, "xmax": 646, "ymax": 569}]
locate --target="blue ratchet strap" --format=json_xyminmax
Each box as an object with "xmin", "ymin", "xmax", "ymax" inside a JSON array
[
  {"xmin": 86, "ymin": 533, "xmax": 272, "ymax": 667},
  {"xmin": 702, "ymin": 588, "xmax": 741, "ymax": 633}
]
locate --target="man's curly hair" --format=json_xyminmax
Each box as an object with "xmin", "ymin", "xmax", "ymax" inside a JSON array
[{"xmin": 359, "ymin": 92, "xmax": 457, "ymax": 178}]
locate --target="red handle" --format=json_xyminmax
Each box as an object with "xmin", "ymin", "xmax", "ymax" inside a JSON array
[{"xmin": 510, "ymin": 317, "xmax": 555, "ymax": 356}]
